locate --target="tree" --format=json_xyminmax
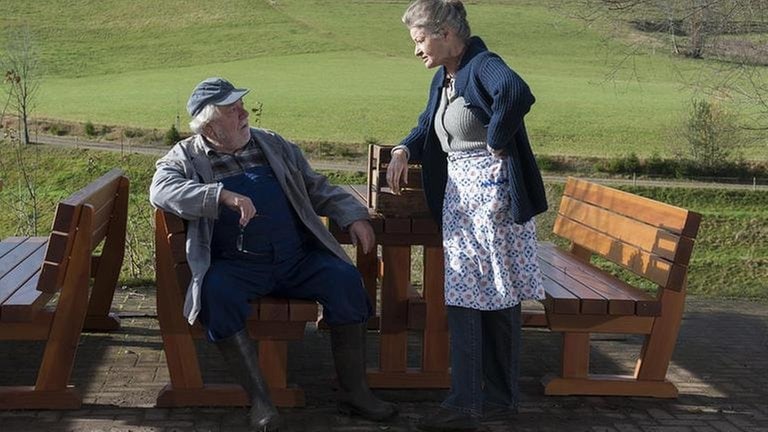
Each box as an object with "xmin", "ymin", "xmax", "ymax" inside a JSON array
[
  {"xmin": 0, "ymin": 84, "xmax": 40, "ymax": 235},
  {"xmin": 560, "ymin": 0, "xmax": 768, "ymax": 131},
  {"xmin": 1, "ymin": 25, "xmax": 42, "ymax": 146},
  {"xmin": 678, "ymin": 98, "xmax": 745, "ymax": 171}
]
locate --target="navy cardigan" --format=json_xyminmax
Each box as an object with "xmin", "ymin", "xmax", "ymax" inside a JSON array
[{"xmin": 400, "ymin": 36, "xmax": 548, "ymax": 224}]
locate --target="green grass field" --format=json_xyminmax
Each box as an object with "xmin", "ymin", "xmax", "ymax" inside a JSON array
[{"xmin": 2, "ymin": 0, "xmax": 765, "ymax": 158}]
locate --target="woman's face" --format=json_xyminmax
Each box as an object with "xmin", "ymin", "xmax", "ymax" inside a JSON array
[{"xmin": 409, "ymin": 27, "xmax": 451, "ymax": 69}]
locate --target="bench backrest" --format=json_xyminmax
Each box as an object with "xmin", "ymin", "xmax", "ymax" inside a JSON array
[
  {"xmin": 554, "ymin": 178, "xmax": 702, "ymax": 292},
  {"xmin": 155, "ymin": 209, "xmax": 192, "ymax": 292},
  {"xmin": 37, "ymin": 168, "xmax": 129, "ymax": 294}
]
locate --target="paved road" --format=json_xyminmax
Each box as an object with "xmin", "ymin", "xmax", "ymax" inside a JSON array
[
  {"xmin": 32, "ymin": 134, "xmax": 767, "ymax": 191},
  {"xmin": 1, "ymin": 289, "xmax": 766, "ymax": 431}
]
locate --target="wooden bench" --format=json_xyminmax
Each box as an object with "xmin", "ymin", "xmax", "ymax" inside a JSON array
[
  {"xmin": 154, "ymin": 209, "xmax": 319, "ymax": 408},
  {"xmin": 531, "ymin": 177, "xmax": 702, "ymax": 398},
  {"xmin": 0, "ymin": 168, "xmax": 129, "ymax": 409}
]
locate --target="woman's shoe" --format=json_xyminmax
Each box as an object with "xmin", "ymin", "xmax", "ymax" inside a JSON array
[
  {"xmin": 417, "ymin": 407, "xmax": 480, "ymax": 432},
  {"xmin": 483, "ymin": 405, "xmax": 518, "ymax": 422}
]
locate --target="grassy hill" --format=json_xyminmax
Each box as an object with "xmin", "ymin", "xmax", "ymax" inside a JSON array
[{"xmin": 2, "ymin": 0, "xmax": 765, "ymax": 159}]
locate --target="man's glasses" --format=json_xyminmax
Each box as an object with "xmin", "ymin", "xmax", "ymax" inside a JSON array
[{"xmin": 236, "ymin": 225, "xmax": 269, "ymax": 256}]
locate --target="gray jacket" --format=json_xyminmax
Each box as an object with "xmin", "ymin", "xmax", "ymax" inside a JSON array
[{"xmin": 149, "ymin": 128, "xmax": 369, "ymax": 324}]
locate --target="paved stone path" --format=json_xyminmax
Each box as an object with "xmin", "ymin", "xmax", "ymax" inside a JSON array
[{"xmin": 1, "ymin": 287, "xmax": 766, "ymax": 431}]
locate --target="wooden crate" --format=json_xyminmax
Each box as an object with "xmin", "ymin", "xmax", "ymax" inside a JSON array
[{"xmin": 367, "ymin": 145, "xmax": 431, "ymax": 218}]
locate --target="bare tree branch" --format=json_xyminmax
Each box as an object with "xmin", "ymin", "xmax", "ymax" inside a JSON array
[
  {"xmin": 1, "ymin": 25, "xmax": 42, "ymax": 146},
  {"xmin": 558, "ymin": 0, "xmax": 768, "ymax": 136}
]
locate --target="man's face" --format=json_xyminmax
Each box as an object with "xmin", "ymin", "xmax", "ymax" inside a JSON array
[
  {"xmin": 410, "ymin": 27, "xmax": 450, "ymax": 69},
  {"xmin": 206, "ymin": 99, "xmax": 250, "ymax": 151}
]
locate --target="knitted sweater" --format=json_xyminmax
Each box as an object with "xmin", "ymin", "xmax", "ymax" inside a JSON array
[
  {"xmin": 399, "ymin": 36, "xmax": 547, "ymax": 224},
  {"xmin": 435, "ymin": 94, "xmax": 488, "ymax": 152}
]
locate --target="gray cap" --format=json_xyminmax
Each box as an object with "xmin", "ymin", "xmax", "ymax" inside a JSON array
[{"xmin": 186, "ymin": 77, "xmax": 250, "ymax": 117}]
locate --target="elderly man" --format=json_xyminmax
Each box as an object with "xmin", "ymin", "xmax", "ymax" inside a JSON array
[{"xmin": 149, "ymin": 77, "xmax": 397, "ymax": 431}]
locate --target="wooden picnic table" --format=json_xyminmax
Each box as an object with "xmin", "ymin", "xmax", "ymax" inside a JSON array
[{"xmin": 329, "ymin": 185, "xmax": 450, "ymax": 388}]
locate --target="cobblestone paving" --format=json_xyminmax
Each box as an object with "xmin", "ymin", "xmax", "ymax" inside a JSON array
[{"xmin": 1, "ymin": 287, "xmax": 766, "ymax": 432}]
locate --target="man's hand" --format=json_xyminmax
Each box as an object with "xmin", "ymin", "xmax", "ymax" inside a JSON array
[
  {"xmin": 219, "ymin": 189, "xmax": 257, "ymax": 226},
  {"xmin": 348, "ymin": 220, "xmax": 375, "ymax": 254},
  {"xmin": 386, "ymin": 149, "xmax": 409, "ymax": 195}
]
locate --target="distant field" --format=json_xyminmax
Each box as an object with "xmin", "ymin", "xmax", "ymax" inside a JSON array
[{"xmin": 2, "ymin": 0, "xmax": 765, "ymax": 159}]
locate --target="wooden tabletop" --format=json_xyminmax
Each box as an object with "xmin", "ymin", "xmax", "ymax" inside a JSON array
[{"xmin": 334, "ymin": 185, "xmax": 441, "ymax": 246}]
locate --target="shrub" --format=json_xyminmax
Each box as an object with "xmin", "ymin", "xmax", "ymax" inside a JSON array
[
  {"xmin": 123, "ymin": 128, "xmax": 144, "ymax": 138},
  {"xmin": 249, "ymin": 101, "xmax": 263, "ymax": 126},
  {"xmin": 536, "ymin": 154, "xmax": 575, "ymax": 172},
  {"xmin": 677, "ymin": 98, "xmax": 746, "ymax": 175},
  {"xmin": 84, "ymin": 121, "xmax": 97, "ymax": 137},
  {"xmin": 163, "ymin": 124, "xmax": 182, "ymax": 146},
  {"xmin": 645, "ymin": 152, "xmax": 679, "ymax": 177},
  {"xmin": 49, "ymin": 123, "xmax": 70, "ymax": 136},
  {"xmin": 596, "ymin": 152, "xmax": 641, "ymax": 174}
]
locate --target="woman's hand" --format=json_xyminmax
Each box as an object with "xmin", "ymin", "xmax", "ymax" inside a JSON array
[
  {"xmin": 488, "ymin": 145, "xmax": 508, "ymax": 159},
  {"xmin": 386, "ymin": 149, "xmax": 409, "ymax": 195},
  {"xmin": 219, "ymin": 189, "xmax": 257, "ymax": 226}
]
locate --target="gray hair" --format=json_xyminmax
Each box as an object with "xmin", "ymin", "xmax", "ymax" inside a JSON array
[
  {"xmin": 188, "ymin": 104, "xmax": 219, "ymax": 135},
  {"xmin": 402, "ymin": 0, "xmax": 471, "ymax": 41}
]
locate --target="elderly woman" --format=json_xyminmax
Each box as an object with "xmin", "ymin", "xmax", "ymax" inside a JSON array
[{"xmin": 386, "ymin": 1, "xmax": 548, "ymax": 431}]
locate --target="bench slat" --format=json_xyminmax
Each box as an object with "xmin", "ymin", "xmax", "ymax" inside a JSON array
[
  {"xmin": 539, "ymin": 243, "xmax": 660, "ymax": 316},
  {"xmin": 289, "ymin": 300, "xmax": 320, "ymax": 322},
  {"xmin": 553, "ymin": 216, "xmax": 679, "ymax": 288},
  {"xmin": 259, "ymin": 298, "xmax": 288, "ymax": 321},
  {"xmin": 0, "ymin": 237, "xmax": 47, "ymax": 276},
  {"xmin": 564, "ymin": 178, "xmax": 693, "ymax": 236},
  {"xmin": 375, "ymin": 169, "xmax": 424, "ymax": 190},
  {"xmin": 59, "ymin": 168, "xmax": 123, "ymax": 208},
  {"xmin": 173, "ymin": 263, "xmax": 192, "ymax": 295},
  {"xmin": 1, "ymin": 272, "xmax": 54, "ymax": 322},
  {"xmin": 558, "ymin": 196, "xmax": 682, "ymax": 261},
  {"xmin": 0, "ymin": 237, "xmax": 30, "ymax": 258},
  {"xmin": 168, "ymin": 233, "xmax": 187, "ymax": 265},
  {"xmin": 538, "ymin": 258, "xmax": 608, "ymax": 315},
  {"xmin": 89, "ymin": 211, "xmax": 112, "ymax": 250},
  {"xmin": 0, "ymin": 241, "xmax": 48, "ymax": 306},
  {"xmin": 37, "ymin": 231, "xmax": 73, "ymax": 294},
  {"xmin": 540, "ymin": 276, "xmax": 580, "ymax": 315},
  {"xmin": 540, "ymin": 244, "xmax": 644, "ymax": 312},
  {"xmin": 51, "ymin": 204, "xmax": 77, "ymax": 233}
]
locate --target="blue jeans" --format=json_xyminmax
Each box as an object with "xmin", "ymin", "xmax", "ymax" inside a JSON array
[
  {"xmin": 198, "ymin": 245, "xmax": 372, "ymax": 341},
  {"xmin": 441, "ymin": 304, "xmax": 522, "ymax": 417}
]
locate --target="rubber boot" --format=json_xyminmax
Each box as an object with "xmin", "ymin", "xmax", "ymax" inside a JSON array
[
  {"xmin": 417, "ymin": 407, "xmax": 480, "ymax": 431},
  {"xmin": 330, "ymin": 322, "xmax": 398, "ymax": 421},
  {"xmin": 216, "ymin": 329, "xmax": 282, "ymax": 431}
]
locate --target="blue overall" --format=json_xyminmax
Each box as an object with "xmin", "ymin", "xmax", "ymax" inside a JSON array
[{"xmin": 198, "ymin": 166, "xmax": 372, "ymax": 341}]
